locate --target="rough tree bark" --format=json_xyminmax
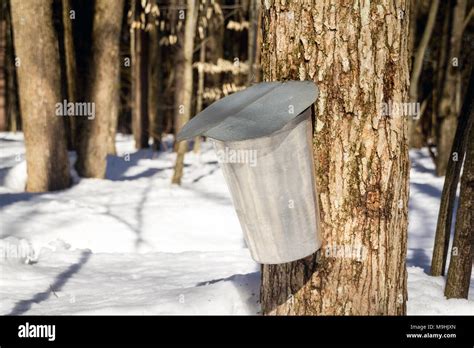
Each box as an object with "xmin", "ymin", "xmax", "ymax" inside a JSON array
[
  {"xmin": 172, "ymin": 0, "xmax": 197, "ymax": 185},
  {"xmin": 445, "ymin": 102, "xmax": 473, "ymax": 298},
  {"xmin": 260, "ymin": 0, "xmax": 410, "ymax": 315},
  {"xmin": 75, "ymin": 0, "xmax": 124, "ymax": 178},
  {"xmin": 10, "ymin": 0, "xmax": 71, "ymax": 192},
  {"xmin": 131, "ymin": 0, "xmax": 149, "ymax": 149},
  {"xmin": 431, "ymin": 71, "xmax": 473, "ymax": 277}
]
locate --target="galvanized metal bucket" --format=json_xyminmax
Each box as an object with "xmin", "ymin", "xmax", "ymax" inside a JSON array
[
  {"xmin": 177, "ymin": 81, "xmax": 321, "ymax": 264},
  {"xmin": 212, "ymin": 108, "xmax": 321, "ymax": 263}
]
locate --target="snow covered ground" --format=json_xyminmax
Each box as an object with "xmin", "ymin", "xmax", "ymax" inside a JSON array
[{"xmin": 0, "ymin": 132, "xmax": 472, "ymax": 315}]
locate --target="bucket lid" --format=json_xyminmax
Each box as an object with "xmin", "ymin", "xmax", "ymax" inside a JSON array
[{"xmin": 176, "ymin": 81, "xmax": 318, "ymax": 142}]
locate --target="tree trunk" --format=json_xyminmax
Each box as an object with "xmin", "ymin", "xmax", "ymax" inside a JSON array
[
  {"xmin": 5, "ymin": 0, "xmax": 20, "ymax": 132},
  {"xmin": 207, "ymin": 1, "xmax": 224, "ymax": 94},
  {"xmin": 435, "ymin": 0, "xmax": 466, "ymax": 176},
  {"xmin": 131, "ymin": 0, "xmax": 149, "ymax": 149},
  {"xmin": 260, "ymin": 0, "xmax": 410, "ymax": 315},
  {"xmin": 408, "ymin": 0, "xmax": 439, "ymax": 149},
  {"xmin": 193, "ymin": 38, "xmax": 206, "ymax": 153},
  {"xmin": 62, "ymin": 0, "xmax": 77, "ymax": 150},
  {"xmin": 431, "ymin": 71, "xmax": 473, "ymax": 276},
  {"xmin": 445, "ymin": 113, "xmax": 473, "ymax": 299},
  {"xmin": 10, "ymin": 0, "xmax": 71, "ymax": 192},
  {"xmin": 148, "ymin": 11, "xmax": 161, "ymax": 151},
  {"xmin": 171, "ymin": 0, "xmax": 197, "ymax": 185},
  {"xmin": 172, "ymin": 13, "xmax": 185, "ymax": 148},
  {"xmin": 247, "ymin": 0, "xmax": 259, "ymax": 85},
  {"xmin": 75, "ymin": 0, "xmax": 124, "ymax": 178},
  {"xmin": 0, "ymin": 2, "xmax": 6, "ymax": 131}
]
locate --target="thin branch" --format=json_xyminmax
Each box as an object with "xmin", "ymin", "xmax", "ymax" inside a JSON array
[
  {"xmin": 409, "ymin": 0, "xmax": 440, "ymax": 102},
  {"xmin": 462, "ymin": 7, "xmax": 473, "ymax": 34}
]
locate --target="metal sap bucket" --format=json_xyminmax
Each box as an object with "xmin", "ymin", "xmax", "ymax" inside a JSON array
[{"xmin": 177, "ymin": 81, "xmax": 322, "ymax": 264}]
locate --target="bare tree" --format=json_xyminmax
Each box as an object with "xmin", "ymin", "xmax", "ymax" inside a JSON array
[
  {"xmin": 247, "ymin": 0, "xmax": 259, "ymax": 85},
  {"xmin": 148, "ymin": 0, "xmax": 162, "ymax": 151},
  {"xmin": 131, "ymin": 0, "xmax": 150, "ymax": 149},
  {"xmin": 260, "ymin": 1, "xmax": 410, "ymax": 315},
  {"xmin": 76, "ymin": 0, "xmax": 124, "ymax": 178},
  {"xmin": 4, "ymin": 0, "xmax": 20, "ymax": 132},
  {"xmin": 172, "ymin": 0, "xmax": 197, "ymax": 185},
  {"xmin": 10, "ymin": 0, "xmax": 71, "ymax": 192},
  {"xmin": 193, "ymin": 36, "xmax": 205, "ymax": 154},
  {"xmin": 0, "ymin": 0, "xmax": 6, "ymax": 131},
  {"xmin": 435, "ymin": 0, "xmax": 467, "ymax": 176},
  {"xmin": 445, "ymin": 115, "xmax": 473, "ymax": 299},
  {"xmin": 408, "ymin": 0, "xmax": 439, "ymax": 148},
  {"xmin": 431, "ymin": 71, "xmax": 473, "ymax": 276},
  {"xmin": 62, "ymin": 0, "xmax": 77, "ymax": 150}
]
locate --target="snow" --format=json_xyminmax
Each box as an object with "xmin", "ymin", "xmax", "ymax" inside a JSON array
[
  {"xmin": 406, "ymin": 148, "xmax": 474, "ymax": 315},
  {"xmin": 0, "ymin": 132, "xmax": 472, "ymax": 315}
]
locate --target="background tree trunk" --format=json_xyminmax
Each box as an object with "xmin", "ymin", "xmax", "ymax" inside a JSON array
[
  {"xmin": 62, "ymin": 0, "xmax": 77, "ymax": 150},
  {"xmin": 408, "ymin": 0, "xmax": 439, "ymax": 149},
  {"xmin": 445, "ymin": 117, "xmax": 473, "ymax": 299},
  {"xmin": 172, "ymin": 1, "xmax": 185, "ymax": 148},
  {"xmin": 260, "ymin": 0, "xmax": 410, "ymax": 315},
  {"xmin": 5, "ymin": 0, "xmax": 20, "ymax": 132},
  {"xmin": 172, "ymin": 0, "xmax": 197, "ymax": 185},
  {"xmin": 431, "ymin": 72, "xmax": 473, "ymax": 276},
  {"xmin": 10, "ymin": 0, "xmax": 71, "ymax": 192},
  {"xmin": 148, "ymin": 5, "xmax": 162, "ymax": 151},
  {"xmin": 75, "ymin": 0, "xmax": 124, "ymax": 178},
  {"xmin": 435, "ymin": 0, "xmax": 466, "ymax": 176},
  {"xmin": 131, "ymin": 0, "xmax": 149, "ymax": 149},
  {"xmin": 207, "ymin": 1, "xmax": 224, "ymax": 94},
  {"xmin": 247, "ymin": 0, "xmax": 259, "ymax": 85},
  {"xmin": 193, "ymin": 38, "xmax": 206, "ymax": 154},
  {"xmin": 0, "ymin": 1, "xmax": 6, "ymax": 131}
]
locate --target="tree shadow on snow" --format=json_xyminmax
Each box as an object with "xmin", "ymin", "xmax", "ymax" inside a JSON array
[
  {"xmin": 410, "ymin": 182, "xmax": 442, "ymax": 200},
  {"xmin": 196, "ymin": 272, "xmax": 260, "ymax": 313},
  {"xmin": 105, "ymin": 149, "xmax": 172, "ymax": 181},
  {"xmin": 406, "ymin": 248, "xmax": 431, "ymax": 273},
  {"xmin": 0, "ymin": 192, "xmax": 37, "ymax": 210},
  {"xmin": 190, "ymin": 161, "xmax": 219, "ymax": 183},
  {"xmin": 7, "ymin": 250, "xmax": 92, "ymax": 315},
  {"xmin": 410, "ymin": 153, "xmax": 437, "ymax": 175}
]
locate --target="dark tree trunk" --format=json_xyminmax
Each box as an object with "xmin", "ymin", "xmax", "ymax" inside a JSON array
[
  {"xmin": 408, "ymin": 0, "xmax": 439, "ymax": 149},
  {"xmin": 445, "ymin": 118, "xmax": 473, "ymax": 299},
  {"xmin": 5, "ymin": 0, "xmax": 20, "ymax": 132},
  {"xmin": 148, "ymin": 13, "xmax": 162, "ymax": 151},
  {"xmin": 431, "ymin": 72, "xmax": 473, "ymax": 276},
  {"xmin": 0, "ymin": 1, "xmax": 6, "ymax": 131},
  {"xmin": 75, "ymin": 0, "xmax": 124, "ymax": 178},
  {"xmin": 435, "ymin": 0, "xmax": 466, "ymax": 176},
  {"xmin": 247, "ymin": 0, "xmax": 259, "ymax": 85},
  {"xmin": 62, "ymin": 0, "xmax": 77, "ymax": 150},
  {"xmin": 193, "ymin": 38, "xmax": 205, "ymax": 153},
  {"xmin": 131, "ymin": 0, "xmax": 149, "ymax": 149}
]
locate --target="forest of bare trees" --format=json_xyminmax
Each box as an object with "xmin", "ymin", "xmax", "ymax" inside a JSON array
[{"xmin": 0, "ymin": 0, "xmax": 472, "ymax": 318}]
